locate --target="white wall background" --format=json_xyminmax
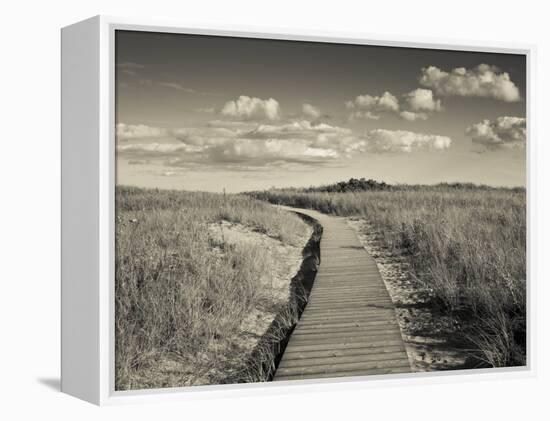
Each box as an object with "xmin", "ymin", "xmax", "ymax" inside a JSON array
[{"xmin": 1, "ymin": 0, "xmax": 548, "ymax": 418}]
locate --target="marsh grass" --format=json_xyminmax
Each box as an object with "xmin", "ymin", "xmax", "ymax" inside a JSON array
[
  {"xmin": 115, "ymin": 186, "xmax": 310, "ymax": 390},
  {"xmin": 250, "ymin": 186, "xmax": 526, "ymax": 367}
]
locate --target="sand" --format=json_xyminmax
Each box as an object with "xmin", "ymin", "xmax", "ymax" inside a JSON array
[{"xmin": 347, "ymin": 217, "xmax": 468, "ymax": 372}]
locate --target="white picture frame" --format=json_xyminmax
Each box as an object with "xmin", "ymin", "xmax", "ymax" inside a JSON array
[{"xmin": 61, "ymin": 15, "xmax": 536, "ymax": 406}]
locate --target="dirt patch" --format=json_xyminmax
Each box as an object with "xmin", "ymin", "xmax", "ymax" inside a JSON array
[{"xmin": 347, "ymin": 218, "xmax": 468, "ymax": 372}]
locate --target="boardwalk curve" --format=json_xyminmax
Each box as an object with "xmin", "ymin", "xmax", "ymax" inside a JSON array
[{"xmin": 273, "ymin": 206, "xmax": 411, "ymax": 381}]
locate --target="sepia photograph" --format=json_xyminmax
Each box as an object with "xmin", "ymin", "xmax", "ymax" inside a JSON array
[{"xmin": 114, "ymin": 30, "xmax": 526, "ymax": 391}]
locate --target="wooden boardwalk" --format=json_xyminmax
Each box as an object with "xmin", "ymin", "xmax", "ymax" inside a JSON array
[{"xmin": 273, "ymin": 207, "xmax": 411, "ymax": 381}]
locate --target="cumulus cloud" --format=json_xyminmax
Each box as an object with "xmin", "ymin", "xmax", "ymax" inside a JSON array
[
  {"xmin": 206, "ymin": 120, "xmax": 258, "ymax": 130},
  {"xmin": 347, "ymin": 89, "xmax": 443, "ymax": 122},
  {"xmin": 116, "ymin": 123, "xmax": 168, "ymax": 140},
  {"xmin": 117, "ymin": 119, "xmax": 452, "ymax": 171},
  {"xmin": 241, "ymin": 121, "xmax": 364, "ymax": 157},
  {"xmin": 207, "ymin": 138, "xmax": 342, "ymax": 164},
  {"xmin": 365, "ymin": 129, "xmax": 451, "ymax": 153},
  {"xmin": 244, "ymin": 120, "xmax": 351, "ymax": 139},
  {"xmin": 117, "ymin": 120, "xmax": 366, "ymax": 168},
  {"xmin": 221, "ymin": 95, "xmax": 281, "ymax": 121},
  {"xmin": 398, "ymin": 89, "xmax": 442, "ymax": 122},
  {"xmin": 120, "ymin": 137, "xmax": 339, "ymax": 167},
  {"xmin": 466, "ymin": 116, "xmax": 526, "ymax": 149},
  {"xmin": 302, "ymin": 103, "xmax": 322, "ymax": 119},
  {"xmin": 404, "ymin": 88, "xmax": 442, "ymax": 112},
  {"xmin": 419, "ymin": 64, "xmax": 521, "ymax": 102},
  {"xmin": 346, "ymin": 92, "xmax": 399, "ymax": 119}
]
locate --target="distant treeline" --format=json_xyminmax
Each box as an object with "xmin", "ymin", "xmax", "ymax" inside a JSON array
[
  {"xmin": 302, "ymin": 178, "xmax": 391, "ymax": 193},
  {"xmin": 248, "ymin": 178, "xmax": 525, "ymax": 195}
]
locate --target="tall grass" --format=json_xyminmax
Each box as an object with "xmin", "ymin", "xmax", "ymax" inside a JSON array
[
  {"xmin": 115, "ymin": 186, "xmax": 310, "ymax": 390},
  {"xmin": 250, "ymin": 187, "xmax": 526, "ymax": 367}
]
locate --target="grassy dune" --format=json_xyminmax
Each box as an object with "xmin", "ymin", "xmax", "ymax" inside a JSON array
[
  {"xmin": 115, "ymin": 186, "xmax": 310, "ymax": 390},
  {"xmin": 250, "ymin": 186, "xmax": 527, "ymax": 367}
]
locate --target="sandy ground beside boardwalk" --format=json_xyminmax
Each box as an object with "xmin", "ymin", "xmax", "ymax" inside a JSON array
[
  {"xmin": 208, "ymin": 220, "xmax": 312, "ymax": 352},
  {"xmin": 347, "ymin": 218, "xmax": 468, "ymax": 372},
  {"xmin": 202, "ymin": 220, "xmax": 312, "ymax": 382},
  {"xmin": 123, "ymin": 219, "xmax": 312, "ymax": 389}
]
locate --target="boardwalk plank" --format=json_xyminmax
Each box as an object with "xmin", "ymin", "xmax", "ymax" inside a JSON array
[
  {"xmin": 297, "ymin": 320, "xmax": 398, "ymax": 329},
  {"xmin": 300, "ymin": 308, "xmax": 396, "ymax": 318},
  {"xmin": 300, "ymin": 306, "xmax": 397, "ymax": 317},
  {"xmin": 280, "ymin": 345, "xmax": 406, "ymax": 361},
  {"xmin": 275, "ymin": 366, "xmax": 410, "ymax": 381},
  {"xmin": 278, "ymin": 352, "xmax": 409, "ymax": 369},
  {"xmin": 304, "ymin": 303, "xmax": 395, "ymax": 312},
  {"xmin": 294, "ymin": 324, "xmax": 400, "ymax": 336},
  {"xmin": 286, "ymin": 332, "xmax": 402, "ymax": 346},
  {"xmin": 276, "ymin": 356, "xmax": 411, "ymax": 376}
]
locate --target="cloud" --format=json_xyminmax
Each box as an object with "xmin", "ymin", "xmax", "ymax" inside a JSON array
[
  {"xmin": 117, "ymin": 62, "xmax": 144, "ymax": 78},
  {"xmin": 206, "ymin": 138, "xmax": 342, "ymax": 165},
  {"xmin": 347, "ymin": 89, "xmax": 443, "ymax": 122},
  {"xmin": 241, "ymin": 121, "xmax": 365, "ymax": 157},
  {"xmin": 302, "ymin": 103, "xmax": 322, "ymax": 119},
  {"xmin": 221, "ymin": 95, "xmax": 281, "ymax": 121},
  {"xmin": 398, "ymin": 89, "xmax": 441, "ymax": 121},
  {"xmin": 119, "ymin": 136, "xmax": 344, "ymax": 167},
  {"xmin": 466, "ymin": 116, "xmax": 526, "ymax": 149},
  {"xmin": 117, "ymin": 120, "xmax": 366, "ymax": 168},
  {"xmin": 123, "ymin": 77, "xmax": 209, "ymax": 95},
  {"xmin": 117, "ymin": 120, "xmax": 451, "ymax": 171},
  {"xmin": 419, "ymin": 64, "xmax": 521, "ymax": 102},
  {"xmin": 206, "ymin": 120, "xmax": 258, "ymax": 129},
  {"xmin": 118, "ymin": 142, "xmax": 202, "ymax": 155},
  {"xmin": 121, "ymin": 69, "xmax": 139, "ymax": 77},
  {"xmin": 399, "ymin": 111, "xmax": 428, "ymax": 121},
  {"xmin": 346, "ymin": 92, "xmax": 399, "ymax": 119},
  {"xmin": 138, "ymin": 79, "xmax": 154, "ymax": 87},
  {"xmin": 117, "ymin": 62, "xmax": 145, "ymax": 69},
  {"xmin": 404, "ymin": 88, "xmax": 442, "ymax": 112},
  {"xmin": 161, "ymin": 171, "xmax": 182, "ymax": 177},
  {"xmin": 365, "ymin": 129, "xmax": 451, "ymax": 153},
  {"xmin": 244, "ymin": 120, "xmax": 351, "ymax": 140},
  {"xmin": 157, "ymin": 82, "xmax": 196, "ymax": 93},
  {"xmin": 116, "ymin": 123, "xmax": 168, "ymax": 140},
  {"xmin": 350, "ymin": 111, "xmax": 381, "ymax": 120},
  {"xmin": 196, "ymin": 107, "xmax": 216, "ymax": 113}
]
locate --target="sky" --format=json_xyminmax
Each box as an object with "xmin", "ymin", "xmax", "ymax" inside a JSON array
[{"xmin": 115, "ymin": 30, "xmax": 527, "ymax": 192}]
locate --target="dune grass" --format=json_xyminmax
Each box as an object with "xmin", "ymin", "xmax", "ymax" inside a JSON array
[
  {"xmin": 250, "ymin": 186, "xmax": 527, "ymax": 367},
  {"xmin": 115, "ymin": 186, "xmax": 310, "ymax": 390}
]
